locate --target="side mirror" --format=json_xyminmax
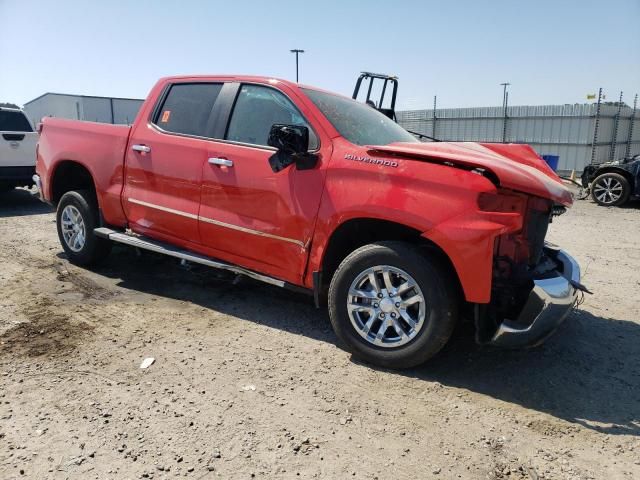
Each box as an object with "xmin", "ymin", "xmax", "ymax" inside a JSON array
[
  {"xmin": 267, "ymin": 124, "xmax": 318, "ymax": 173},
  {"xmin": 268, "ymin": 124, "xmax": 309, "ymax": 155}
]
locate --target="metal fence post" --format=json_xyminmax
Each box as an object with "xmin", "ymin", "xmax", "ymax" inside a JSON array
[
  {"xmin": 500, "ymin": 83, "xmax": 510, "ymax": 143},
  {"xmin": 590, "ymin": 87, "xmax": 603, "ymax": 164},
  {"xmin": 503, "ymin": 91, "xmax": 509, "ymax": 143},
  {"xmin": 109, "ymin": 98, "xmax": 115, "ymax": 124},
  {"xmin": 609, "ymin": 91, "xmax": 623, "ymax": 160},
  {"xmin": 432, "ymin": 95, "xmax": 437, "ymax": 139},
  {"xmin": 625, "ymin": 94, "xmax": 637, "ymax": 158}
]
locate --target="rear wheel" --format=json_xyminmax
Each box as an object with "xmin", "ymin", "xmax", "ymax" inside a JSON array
[
  {"xmin": 56, "ymin": 190, "xmax": 111, "ymax": 265},
  {"xmin": 328, "ymin": 242, "xmax": 458, "ymax": 369},
  {"xmin": 591, "ymin": 173, "xmax": 630, "ymax": 206}
]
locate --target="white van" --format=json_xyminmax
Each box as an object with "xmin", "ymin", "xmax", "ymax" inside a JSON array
[{"xmin": 0, "ymin": 107, "xmax": 38, "ymax": 191}]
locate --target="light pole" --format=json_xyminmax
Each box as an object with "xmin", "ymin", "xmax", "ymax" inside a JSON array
[
  {"xmin": 500, "ymin": 82, "xmax": 510, "ymax": 143},
  {"xmin": 290, "ymin": 49, "xmax": 304, "ymax": 83}
]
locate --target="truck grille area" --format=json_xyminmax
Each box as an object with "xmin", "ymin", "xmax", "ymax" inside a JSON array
[
  {"xmin": 485, "ymin": 197, "xmax": 554, "ymax": 332},
  {"xmin": 526, "ymin": 207, "xmax": 551, "ymax": 266}
]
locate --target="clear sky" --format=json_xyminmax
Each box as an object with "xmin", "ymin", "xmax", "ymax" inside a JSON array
[{"xmin": 1, "ymin": 0, "xmax": 639, "ymax": 109}]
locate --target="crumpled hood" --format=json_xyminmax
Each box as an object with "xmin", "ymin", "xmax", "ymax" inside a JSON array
[{"xmin": 367, "ymin": 142, "xmax": 573, "ymax": 206}]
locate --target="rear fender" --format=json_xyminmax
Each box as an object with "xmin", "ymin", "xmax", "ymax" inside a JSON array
[{"xmin": 37, "ymin": 118, "xmax": 130, "ymax": 226}]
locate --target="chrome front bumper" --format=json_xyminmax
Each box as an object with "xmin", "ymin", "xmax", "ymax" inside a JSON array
[{"xmin": 490, "ymin": 247, "xmax": 581, "ymax": 348}]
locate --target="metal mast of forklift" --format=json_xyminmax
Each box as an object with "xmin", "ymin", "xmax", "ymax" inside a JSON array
[{"xmin": 351, "ymin": 72, "xmax": 399, "ymax": 120}]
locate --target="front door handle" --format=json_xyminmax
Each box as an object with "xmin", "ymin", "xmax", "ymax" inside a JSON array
[
  {"xmin": 132, "ymin": 144, "xmax": 151, "ymax": 153},
  {"xmin": 208, "ymin": 157, "xmax": 233, "ymax": 167}
]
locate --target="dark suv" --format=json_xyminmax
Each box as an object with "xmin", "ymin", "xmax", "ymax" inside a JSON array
[{"xmin": 582, "ymin": 155, "xmax": 640, "ymax": 207}]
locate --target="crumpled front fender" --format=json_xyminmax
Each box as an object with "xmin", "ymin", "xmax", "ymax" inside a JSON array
[{"xmin": 422, "ymin": 210, "xmax": 523, "ymax": 303}]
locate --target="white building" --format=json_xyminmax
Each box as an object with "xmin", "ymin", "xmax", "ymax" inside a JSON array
[
  {"xmin": 397, "ymin": 103, "xmax": 639, "ymax": 173},
  {"xmin": 24, "ymin": 93, "xmax": 143, "ymax": 126}
]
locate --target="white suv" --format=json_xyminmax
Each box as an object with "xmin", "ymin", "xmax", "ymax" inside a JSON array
[{"xmin": 0, "ymin": 107, "xmax": 38, "ymax": 192}]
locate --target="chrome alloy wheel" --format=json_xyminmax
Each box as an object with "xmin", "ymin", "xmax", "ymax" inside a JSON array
[
  {"xmin": 593, "ymin": 176, "xmax": 624, "ymax": 205},
  {"xmin": 347, "ymin": 265, "xmax": 426, "ymax": 348},
  {"xmin": 60, "ymin": 205, "xmax": 86, "ymax": 252}
]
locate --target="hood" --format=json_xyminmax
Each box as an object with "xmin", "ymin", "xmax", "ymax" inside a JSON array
[{"xmin": 367, "ymin": 142, "xmax": 573, "ymax": 206}]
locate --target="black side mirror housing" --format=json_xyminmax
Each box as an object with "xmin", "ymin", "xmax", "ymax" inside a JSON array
[
  {"xmin": 267, "ymin": 124, "xmax": 318, "ymax": 173},
  {"xmin": 268, "ymin": 124, "xmax": 309, "ymax": 154}
]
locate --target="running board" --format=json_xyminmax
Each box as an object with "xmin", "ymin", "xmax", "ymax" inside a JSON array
[{"xmin": 94, "ymin": 227, "xmax": 289, "ymax": 289}]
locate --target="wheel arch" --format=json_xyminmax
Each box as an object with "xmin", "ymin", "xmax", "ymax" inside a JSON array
[
  {"xmin": 50, "ymin": 160, "xmax": 99, "ymax": 207},
  {"xmin": 592, "ymin": 167, "xmax": 635, "ymax": 189},
  {"xmin": 316, "ymin": 217, "xmax": 463, "ymax": 305}
]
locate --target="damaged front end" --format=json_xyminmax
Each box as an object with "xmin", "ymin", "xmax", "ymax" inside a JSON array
[{"xmin": 476, "ymin": 196, "xmax": 584, "ymax": 348}]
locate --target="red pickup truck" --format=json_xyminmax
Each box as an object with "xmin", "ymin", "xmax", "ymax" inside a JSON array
[{"xmin": 34, "ymin": 75, "xmax": 583, "ymax": 368}]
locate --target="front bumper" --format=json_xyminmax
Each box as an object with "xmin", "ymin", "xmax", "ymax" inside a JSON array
[
  {"xmin": 0, "ymin": 165, "xmax": 35, "ymax": 184},
  {"xmin": 32, "ymin": 174, "xmax": 45, "ymax": 201},
  {"xmin": 490, "ymin": 246, "xmax": 581, "ymax": 348}
]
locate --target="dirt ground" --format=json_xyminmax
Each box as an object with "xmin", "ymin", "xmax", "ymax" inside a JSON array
[{"xmin": 0, "ymin": 187, "xmax": 638, "ymax": 480}]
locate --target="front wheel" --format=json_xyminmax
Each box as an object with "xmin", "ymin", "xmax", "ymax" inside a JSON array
[
  {"xmin": 56, "ymin": 190, "xmax": 111, "ymax": 265},
  {"xmin": 591, "ymin": 173, "xmax": 630, "ymax": 206},
  {"xmin": 328, "ymin": 242, "xmax": 458, "ymax": 369}
]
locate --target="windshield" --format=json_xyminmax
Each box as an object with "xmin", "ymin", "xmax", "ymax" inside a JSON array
[
  {"xmin": 302, "ymin": 88, "xmax": 418, "ymax": 146},
  {"xmin": 0, "ymin": 110, "xmax": 33, "ymax": 132}
]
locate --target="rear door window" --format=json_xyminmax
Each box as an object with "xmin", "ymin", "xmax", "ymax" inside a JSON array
[
  {"xmin": 0, "ymin": 110, "xmax": 33, "ymax": 132},
  {"xmin": 153, "ymin": 83, "xmax": 223, "ymax": 138},
  {"xmin": 225, "ymin": 84, "xmax": 318, "ymax": 149}
]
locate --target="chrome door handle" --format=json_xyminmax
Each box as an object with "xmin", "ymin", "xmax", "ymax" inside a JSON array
[
  {"xmin": 132, "ymin": 144, "xmax": 151, "ymax": 153},
  {"xmin": 208, "ymin": 157, "xmax": 233, "ymax": 167}
]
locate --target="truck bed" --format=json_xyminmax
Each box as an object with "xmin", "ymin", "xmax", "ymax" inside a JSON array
[{"xmin": 36, "ymin": 117, "xmax": 132, "ymax": 225}]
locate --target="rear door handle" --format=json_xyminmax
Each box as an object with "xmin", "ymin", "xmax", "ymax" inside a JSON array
[
  {"xmin": 132, "ymin": 144, "xmax": 151, "ymax": 153},
  {"xmin": 208, "ymin": 157, "xmax": 233, "ymax": 167}
]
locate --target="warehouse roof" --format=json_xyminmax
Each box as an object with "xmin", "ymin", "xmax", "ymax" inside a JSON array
[{"xmin": 25, "ymin": 92, "xmax": 144, "ymax": 106}]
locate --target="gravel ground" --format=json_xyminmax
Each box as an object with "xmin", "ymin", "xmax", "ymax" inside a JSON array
[{"xmin": 1, "ymin": 187, "xmax": 639, "ymax": 480}]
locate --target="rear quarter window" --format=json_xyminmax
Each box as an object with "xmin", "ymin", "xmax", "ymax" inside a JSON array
[
  {"xmin": 153, "ymin": 83, "xmax": 223, "ymax": 137},
  {"xmin": 0, "ymin": 111, "xmax": 33, "ymax": 132}
]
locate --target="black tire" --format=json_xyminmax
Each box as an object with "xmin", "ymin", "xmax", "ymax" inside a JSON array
[
  {"xmin": 56, "ymin": 190, "xmax": 111, "ymax": 266},
  {"xmin": 328, "ymin": 241, "xmax": 458, "ymax": 369},
  {"xmin": 590, "ymin": 172, "xmax": 631, "ymax": 206}
]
